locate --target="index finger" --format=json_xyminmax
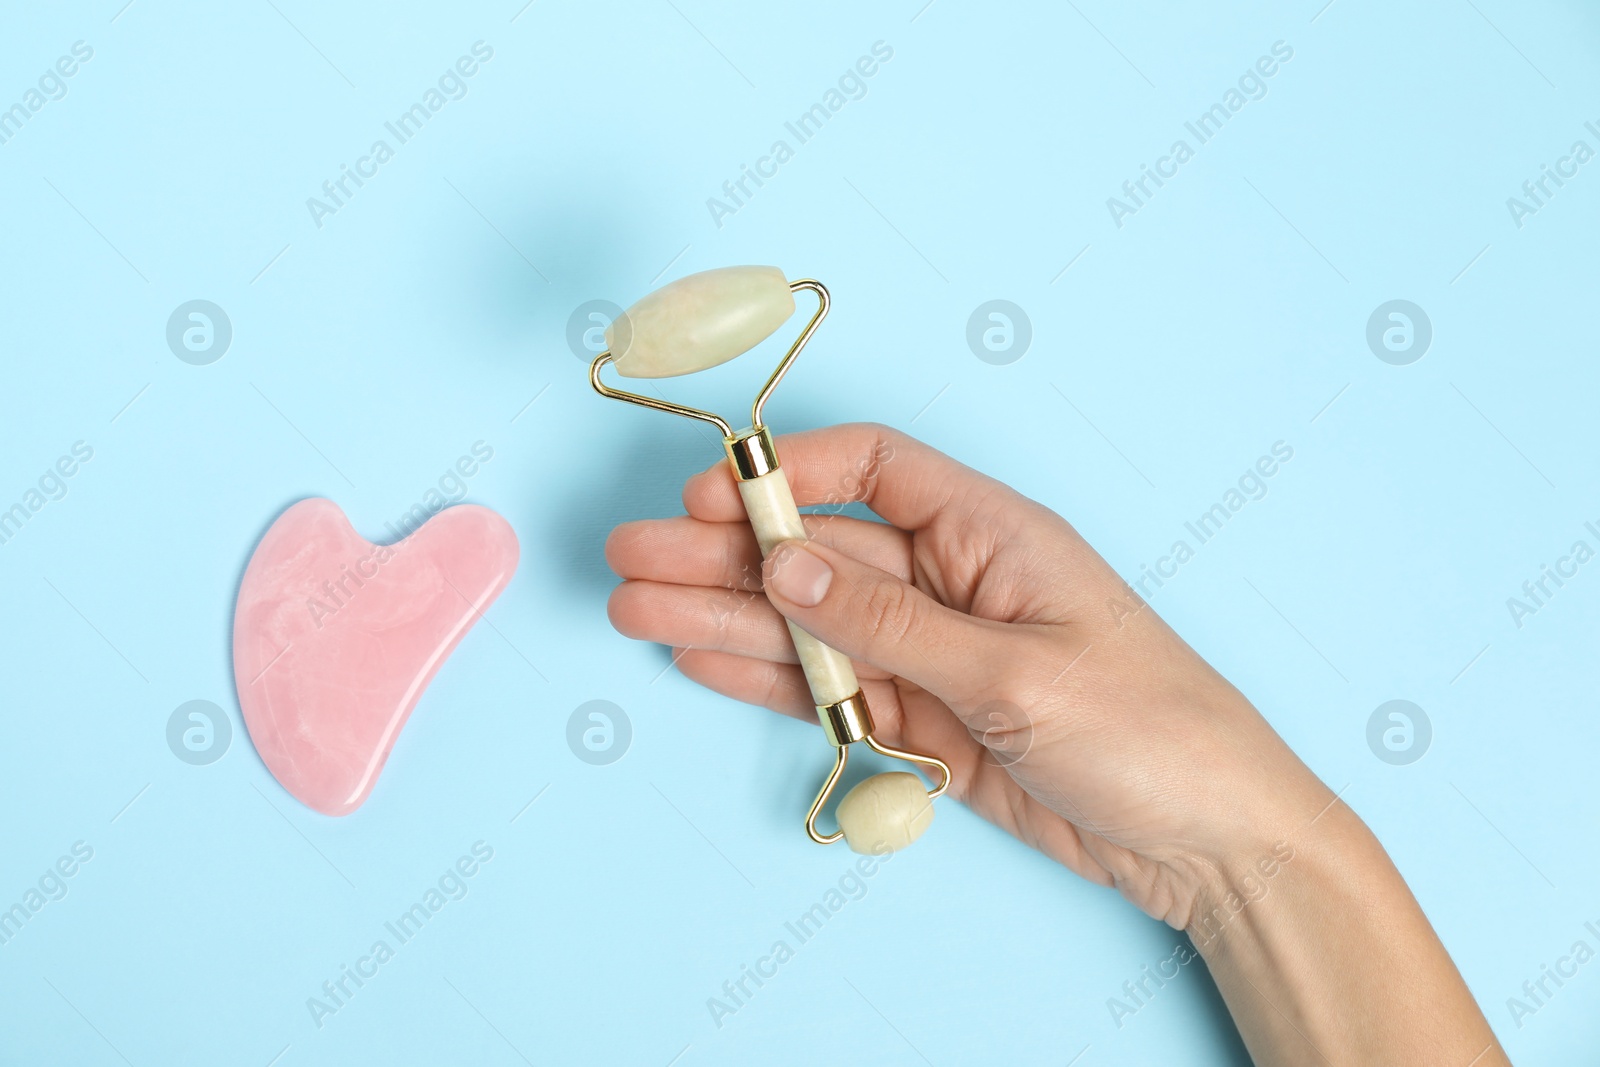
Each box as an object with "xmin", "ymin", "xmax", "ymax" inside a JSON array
[{"xmin": 683, "ymin": 422, "xmax": 1004, "ymax": 531}]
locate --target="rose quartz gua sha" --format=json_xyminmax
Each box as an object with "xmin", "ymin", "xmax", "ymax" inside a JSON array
[{"xmin": 234, "ymin": 498, "xmax": 518, "ymax": 816}]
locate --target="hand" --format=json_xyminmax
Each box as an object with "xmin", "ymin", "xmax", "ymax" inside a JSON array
[
  {"xmin": 605, "ymin": 422, "xmax": 1325, "ymax": 923},
  {"xmin": 605, "ymin": 423, "xmax": 1506, "ymax": 1065}
]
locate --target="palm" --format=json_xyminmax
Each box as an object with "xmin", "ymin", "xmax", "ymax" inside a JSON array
[
  {"xmin": 607, "ymin": 425, "xmax": 1247, "ymax": 921},
  {"xmin": 852, "ymin": 515, "xmax": 1155, "ymax": 900}
]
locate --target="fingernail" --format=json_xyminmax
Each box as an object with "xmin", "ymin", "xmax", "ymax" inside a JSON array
[{"xmin": 765, "ymin": 541, "xmax": 832, "ymax": 607}]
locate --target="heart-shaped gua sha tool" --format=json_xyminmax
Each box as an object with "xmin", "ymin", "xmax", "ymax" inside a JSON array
[{"xmin": 234, "ymin": 498, "xmax": 518, "ymax": 816}]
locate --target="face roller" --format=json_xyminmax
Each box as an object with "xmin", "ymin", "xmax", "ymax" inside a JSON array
[{"xmin": 589, "ymin": 266, "xmax": 951, "ymax": 851}]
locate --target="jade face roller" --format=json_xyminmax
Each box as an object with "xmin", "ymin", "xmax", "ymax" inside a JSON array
[{"xmin": 589, "ymin": 266, "xmax": 951, "ymax": 851}]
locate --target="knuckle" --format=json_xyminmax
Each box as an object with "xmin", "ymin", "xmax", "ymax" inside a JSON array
[
  {"xmin": 858, "ymin": 577, "xmax": 920, "ymax": 653},
  {"xmin": 840, "ymin": 424, "xmax": 898, "ymax": 506},
  {"xmin": 705, "ymin": 591, "xmax": 755, "ymax": 650}
]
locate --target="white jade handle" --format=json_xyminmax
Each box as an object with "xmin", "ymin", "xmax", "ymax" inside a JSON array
[{"xmin": 735, "ymin": 468, "xmax": 859, "ymax": 707}]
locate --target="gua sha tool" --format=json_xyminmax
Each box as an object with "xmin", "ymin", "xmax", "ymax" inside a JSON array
[
  {"xmin": 591, "ymin": 266, "xmax": 951, "ymax": 851},
  {"xmin": 234, "ymin": 498, "xmax": 518, "ymax": 816}
]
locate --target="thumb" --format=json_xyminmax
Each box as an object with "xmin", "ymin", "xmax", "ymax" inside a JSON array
[{"xmin": 761, "ymin": 538, "xmax": 1007, "ymax": 708}]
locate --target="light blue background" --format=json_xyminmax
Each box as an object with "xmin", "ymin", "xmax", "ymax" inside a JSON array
[{"xmin": 1, "ymin": 1, "xmax": 1596, "ymax": 1063}]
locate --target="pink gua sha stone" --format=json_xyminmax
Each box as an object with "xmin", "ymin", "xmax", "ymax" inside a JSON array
[{"xmin": 234, "ymin": 498, "xmax": 518, "ymax": 816}]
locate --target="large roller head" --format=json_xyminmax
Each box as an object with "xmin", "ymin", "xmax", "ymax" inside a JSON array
[{"xmin": 605, "ymin": 265, "xmax": 796, "ymax": 379}]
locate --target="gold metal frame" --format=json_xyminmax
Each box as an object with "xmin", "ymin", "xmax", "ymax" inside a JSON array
[
  {"xmin": 590, "ymin": 277, "xmax": 951, "ymax": 844},
  {"xmin": 804, "ymin": 694, "xmax": 952, "ymax": 844}
]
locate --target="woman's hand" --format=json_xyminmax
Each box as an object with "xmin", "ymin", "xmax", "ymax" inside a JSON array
[
  {"xmin": 605, "ymin": 422, "xmax": 1324, "ymax": 924},
  {"xmin": 604, "ymin": 422, "xmax": 1507, "ymax": 1065}
]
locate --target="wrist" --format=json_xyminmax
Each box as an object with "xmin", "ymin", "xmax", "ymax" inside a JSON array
[
  {"xmin": 1184, "ymin": 797, "xmax": 1375, "ymax": 959},
  {"xmin": 1177, "ymin": 796, "xmax": 1505, "ymax": 1063},
  {"xmin": 1170, "ymin": 713, "xmax": 1345, "ymax": 925},
  {"xmin": 1104, "ymin": 757, "xmax": 1340, "ymax": 935}
]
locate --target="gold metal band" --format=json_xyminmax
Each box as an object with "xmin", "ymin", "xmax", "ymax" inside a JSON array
[
  {"xmin": 724, "ymin": 426, "xmax": 780, "ymax": 481},
  {"xmin": 816, "ymin": 689, "xmax": 873, "ymax": 747}
]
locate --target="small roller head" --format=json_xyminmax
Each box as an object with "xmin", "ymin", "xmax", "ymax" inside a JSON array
[
  {"xmin": 606, "ymin": 265, "xmax": 795, "ymax": 378},
  {"xmin": 835, "ymin": 771, "xmax": 935, "ymax": 854}
]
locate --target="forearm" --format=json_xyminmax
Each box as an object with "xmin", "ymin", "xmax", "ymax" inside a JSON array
[{"xmin": 1190, "ymin": 801, "xmax": 1506, "ymax": 1066}]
